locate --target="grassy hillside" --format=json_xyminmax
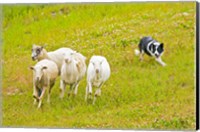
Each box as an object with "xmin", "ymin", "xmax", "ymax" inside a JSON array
[{"xmin": 2, "ymin": 2, "xmax": 196, "ymax": 129}]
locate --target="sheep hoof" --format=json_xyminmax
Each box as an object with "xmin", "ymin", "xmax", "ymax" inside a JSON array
[
  {"xmin": 33, "ymin": 100, "xmax": 37, "ymax": 105},
  {"xmin": 33, "ymin": 95, "xmax": 39, "ymax": 102},
  {"xmin": 88, "ymin": 93, "xmax": 92, "ymax": 100},
  {"xmin": 37, "ymin": 106, "xmax": 41, "ymax": 109},
  {"xmin": 92, "ymin": 100, "xmax": 96, "ymax": 105},
  {"xmin": 59, "ymin": 93, "xmax": 64, "ymax": 99},
  {"xmin": 73, "ymin": 93, "xmax": 77, "ymax": 97},
  {"xmin": 37, "ymin": 104, "xmax": 42, "ymax": 109},
  {"xmin": 87, "ymin": 98, "xmax": 93, "ymax": 104}
]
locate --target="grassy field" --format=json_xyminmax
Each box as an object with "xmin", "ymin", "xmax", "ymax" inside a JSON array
[{"xmin": 2, "ymin": 2, "xmax": 196, "ymax": 129}]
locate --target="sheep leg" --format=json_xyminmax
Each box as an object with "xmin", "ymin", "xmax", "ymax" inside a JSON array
[
  {"xmin": 93, "ymin": 83, "xmax": 104, "ymax": 105},
  {"xmin": 38, "ymin": 100, "xmax": 42, "ymax": 109},
  {"xmin": 96, "ymin": 88, "xmax": 101, "ymax": 96},
  {"xmin": 73, "ymin": 82, "xmax": 80, "ymax": 96},
  {"xmin": 96, "ymin": 83, "xmax": 104, "ymax": 96},
  {"xmin": 68, "ymin": 84, "xmax": 73, "ymax": 97},
  {"xmin": 94, "ymin": 89, "xmax": 100, "ymax": 97},
  {"xmin": 33, "ymin": 87, "xmax": 41, "ymax": 104},
  {"xmin": 85, "ymin": 84, "xmax": 89, "ymax": 101},
  {"xmin": 38, "ymin": 87, "xmax": 47, "ymax": 108},
  {"xmin": 93, "ymin": 95, "xmax": 97, "ymax": 105},
  {"xmin": 33, "ymin": 85, "xmax": 38, "ymax": 105},
  {"xmin": 88, "ymin": 82, "xmax": 93, "ymax": 100},
  {"xmin": 60, "ymin": 80, "xmax": 66, "ymax": 99},
  {"xmin": 47, "ymin": 82, "xmax": 55, "ymax": 103}
]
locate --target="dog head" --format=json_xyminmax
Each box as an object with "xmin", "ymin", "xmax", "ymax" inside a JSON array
[{"xmin": 154, "ymin": 43, "xmax": 164, "ymax": 58}]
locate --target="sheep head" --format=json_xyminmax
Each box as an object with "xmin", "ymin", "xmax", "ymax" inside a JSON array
[
  {"xmin": 64, "ymin": 52, "xmax": 75, "ymax": 64},
  {"xmin": 90, "ymin": 59, "xmax": 104, "ymax": 74},
  {"xmin": 31, "ymin": 44, "xmax": 44, "ymax": 61},
  {"xmin": 30, "ymin": 65, "xmax": 47, "ymax": 82}
]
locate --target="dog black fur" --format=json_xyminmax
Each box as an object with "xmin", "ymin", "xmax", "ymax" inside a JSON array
[{"xmin": 135, "ymin": 36, "xmax": 166, "ymax": 66}]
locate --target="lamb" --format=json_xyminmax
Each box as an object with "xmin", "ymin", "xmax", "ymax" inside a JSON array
[
  {"xmin": 85, "ymin": 55, "xmax": 111, "ymax": 104},
  {"xmin": 60, "ymin": 52, "xmax": 87, "ymax": 98},
  {"xmin": 31, "ymin": 44, "xmax": 75, "ymax": 73},
  {"xmin": 29, "ymin": 59, "xmax": 59, "ymax": 108}
]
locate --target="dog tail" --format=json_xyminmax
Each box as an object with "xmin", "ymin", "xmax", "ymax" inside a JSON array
[{"xmin": 134, "ymin": 49, "xmax": 140, "ymax": 56}]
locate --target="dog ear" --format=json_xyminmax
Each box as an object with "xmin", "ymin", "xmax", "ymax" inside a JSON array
[{"xmin": 160, "ymin": 43, "xmax": 164, "ymax": 49}]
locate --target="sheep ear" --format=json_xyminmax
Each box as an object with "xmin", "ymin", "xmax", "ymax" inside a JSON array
[
  {"xmin": 100, "ymin": 60, "xmax": 104, "ymax": 65},
  {"xmin": 29, "ymin": 66, "xmax": 35, "ymax": 70},
  {"xmin": 43, "ymin": 44, "xmax": 47, "ymax": 48},
  {"xmin": 42, "ymin": 66, "xmax": 47, "ymax": 70},
  {"xmin": 90, "ymin": 61, "xmax": 94, "ymax": 65},
  {"xmin": 32, "ymin": 44, "xmax": 37, "ymax": 48},
  {"xmin": 83, "ymin": 56, "xmax": 86, "ymax": 60}
]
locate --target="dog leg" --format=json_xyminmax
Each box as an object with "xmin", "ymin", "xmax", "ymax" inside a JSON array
[
  {"xmin": 139, "ymin": 51, "xmax": 144, "ymax": 61},
  {"xmin": 155, "ymin": 57, "xmax": 166, "ymax": 66}
]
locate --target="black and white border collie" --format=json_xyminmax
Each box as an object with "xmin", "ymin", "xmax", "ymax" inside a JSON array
[{"xmin": 135, "ymin": 36, "xmax": 166, "ymax": 66}]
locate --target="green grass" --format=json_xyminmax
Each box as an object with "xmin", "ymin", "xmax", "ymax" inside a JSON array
[{"xmin": 2, "ymin": 2, "xmax": 196, "ymax": 129}]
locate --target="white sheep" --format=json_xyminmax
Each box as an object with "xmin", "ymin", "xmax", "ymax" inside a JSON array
[
  {"xmin": 31, "ymin": 44, "xmax": 75, "ymax": 73},
  {"xmin": 30, "ymin": 59, "xmax": 59, "ymax": 108},
  {"xmin": 85, "ymin": 55, "xmax": 111, "ymax": 104},
  {"xmin": 60, "ymin": 52, "xmax": 87, "ymax": 98}
]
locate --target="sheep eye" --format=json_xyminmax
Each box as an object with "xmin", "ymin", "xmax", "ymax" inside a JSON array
[{"xmin": 36, "ymin": 49, "xmax": 40, "ymax": 54}]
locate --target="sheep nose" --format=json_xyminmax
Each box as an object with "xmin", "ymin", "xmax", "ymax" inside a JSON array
[
  {"xmin": 36, "ymin": 77, "xmax": 39, "ymax": 81},
  {"xmin": 32, "ymin": 56, "xmax": 35, "ymax": 60},
  {"xmin": 65, "ymin": 58, "xmax": 69, "ymax": 63},
  {"xmin": 96, "ymin": 69, "xmax": 99, "ymax": 73}
]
